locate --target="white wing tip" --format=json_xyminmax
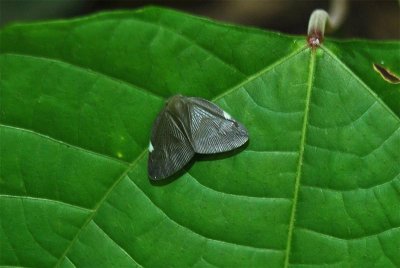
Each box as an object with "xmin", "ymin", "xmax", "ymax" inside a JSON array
[
  {"xmin": 223, "ymin": 111, "xmax": 232, "ymax": 120},
  {"xmin": 148, "ymin": 142, "xmax": 154, "ymax": 152}
]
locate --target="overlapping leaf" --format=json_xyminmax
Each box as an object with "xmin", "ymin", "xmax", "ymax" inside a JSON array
[{"xmin": 1, "ymin": 7, "xmax": 399, "ymax": 268}]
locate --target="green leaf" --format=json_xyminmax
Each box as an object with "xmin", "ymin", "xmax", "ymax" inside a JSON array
[{"xmin": 1, "ymin": 6, "xmax": 399, "ymax": 268}]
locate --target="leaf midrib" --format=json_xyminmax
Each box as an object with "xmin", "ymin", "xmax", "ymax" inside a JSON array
[
  {"xmin": 283, "ymin": 48, "xmax": 316, "ymax": 268},
  {"xmin": 281, "ymin": 46, "xmax": 399, "ymax": 267}
]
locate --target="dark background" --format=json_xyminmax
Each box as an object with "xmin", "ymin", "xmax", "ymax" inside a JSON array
[{"xmin": 1, "ymin": 0, "xmax": 399, "ymax": 39}]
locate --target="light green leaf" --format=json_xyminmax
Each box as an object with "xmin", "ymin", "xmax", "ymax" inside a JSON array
[{"xmin": 1, "ymin": 6, "xmax": 399, "ymax": 268}]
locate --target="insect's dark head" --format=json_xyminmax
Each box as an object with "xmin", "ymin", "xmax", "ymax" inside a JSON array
[
  {"xmin": 166, "ymin": 94, "xmax": 186, "ymax": 114},
  {"xmin": 166, "ymin": 94, "xmax": 183, "ymax": 105}
]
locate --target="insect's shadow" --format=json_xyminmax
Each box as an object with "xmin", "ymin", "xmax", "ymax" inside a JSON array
[
  {"xmin": 196, "ymin": 140, "xmax": 249, "ymax": 162},
  {"xmin": 150, "ymin": 160, "xmax": 196, "ymax": 186},
  {"xmin": 150, "ymin": 141, "xmax": 249, "ymax": 186}
]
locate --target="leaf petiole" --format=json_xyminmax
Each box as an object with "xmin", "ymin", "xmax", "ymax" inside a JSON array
[{"xmin": 307, "ymin": 0, "xmax": 348, "ymax": 47}]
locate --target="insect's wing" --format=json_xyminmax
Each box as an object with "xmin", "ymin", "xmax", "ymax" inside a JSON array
[
  {"xmin": 187, "ymin": 97, "xmax": 249, "ymax": 154},
  {"xmin": 148, "ymin": 109, "xmax": 195, "ymax": 180}
]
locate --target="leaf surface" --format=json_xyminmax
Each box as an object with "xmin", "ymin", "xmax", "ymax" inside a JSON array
[{"xmin": 1, "ymin": 7, "xmax": 399, "ymax": 268}]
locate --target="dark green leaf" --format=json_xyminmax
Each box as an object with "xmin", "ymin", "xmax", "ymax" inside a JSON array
[{"xmin": 1, "ymin": 7, "xmax": 399, "ymax": 268}]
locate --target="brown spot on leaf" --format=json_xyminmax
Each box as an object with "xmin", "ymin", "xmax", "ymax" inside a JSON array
[{"xmin": 373, "ymin": 63, "xmax": 400, "ymax": 84}]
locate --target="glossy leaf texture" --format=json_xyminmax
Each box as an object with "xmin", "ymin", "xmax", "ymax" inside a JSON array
[{"xmin": 1, "ymin": 6, "xmax": 399, "ymax": 268}]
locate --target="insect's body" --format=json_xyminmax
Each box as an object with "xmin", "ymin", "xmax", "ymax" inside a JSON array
[
  {"xmin": 148, "ymin": 95, "xmax": 248, "ymax": 180},
  {"xmin": 164, "ymin": 95, "xmax": 192, "ymax": 138}
]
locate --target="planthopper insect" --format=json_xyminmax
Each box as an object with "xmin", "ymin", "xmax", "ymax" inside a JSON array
[{"xmin": 148, "ymin": 95, "xmax": 249, "ymax": 180}]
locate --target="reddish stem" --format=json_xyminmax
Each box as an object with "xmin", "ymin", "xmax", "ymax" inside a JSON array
[{"xmin": 307, "ymin": 30, "xmax": 324, "ymax": 48}]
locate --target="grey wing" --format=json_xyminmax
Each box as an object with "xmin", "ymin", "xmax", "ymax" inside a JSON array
[
  {"xmin": 148, "ymin": 110, "xmax": 195, "ymax": 180},
  {"xmin": 187, "ymin": 97, "xmax": 249, "ymax": 154}
]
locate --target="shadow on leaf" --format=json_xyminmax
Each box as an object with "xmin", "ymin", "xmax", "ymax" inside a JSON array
[{"xmin": 150, "ymin": 140, "xmax": 249, "ymax": 186}]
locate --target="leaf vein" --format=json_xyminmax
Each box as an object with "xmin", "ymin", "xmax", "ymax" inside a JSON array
[
  {"xmin": 243, "ymin": 86, "xmax": 305, "ymax": 115},
  {"xmin": 126, "ymin": 173, "xmax": 283, "ymax": 253},
  {"xmin": 298, "ymin": 226, "xmax": 400, "ymax": 241},
  {"xmin": 19, "ymin": 199, "xmax": 59, "ymax": 261},
  {"xmin": 321, "ymin": 46, "xmax": 400, "ymax": 122},
  {"xmin": 0, "ymin": 124, "xmax": 129, "ymax": 165},
  {"xmin": 53, "ymin": 150, "xmax": 147, "ymax": 267},
  {"xmin": 307, "ymin": 124, "xmax": 400, "ymax": 159},
  {"xmin": 92, "ymin": 221, "xmax": 144, "ymax": 268},
  {"xmin": 302, "ymin": 172, "xmax": 399, "ymax": 194},
  {"xmin": 131, "ymin": 17, "xmax": 247, "ymax": 77},
  {"xmin": 377, "ymin": 233, "xmax": 399, "ymax": 267},
  {"xmin": 0, "ymin": 194, "xmax": 93, "ymax": 212},
  {"xmin": 212, "ymin": 47, "xmax": 307, "ymax": 102},
  {"xmin": 1, "ymin": 53, "xmax": 164, "ymax": 101},
  {"xmin": 186, "ymin": 171, "xmax": 292, "ymax": 202},
  {"xmin": 284, "ymin": 49, "xmax": 316, "ymax": 267},
  {"xmin": 65, "ymin": 257, "xmax": 77, "ymax": 268}
]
